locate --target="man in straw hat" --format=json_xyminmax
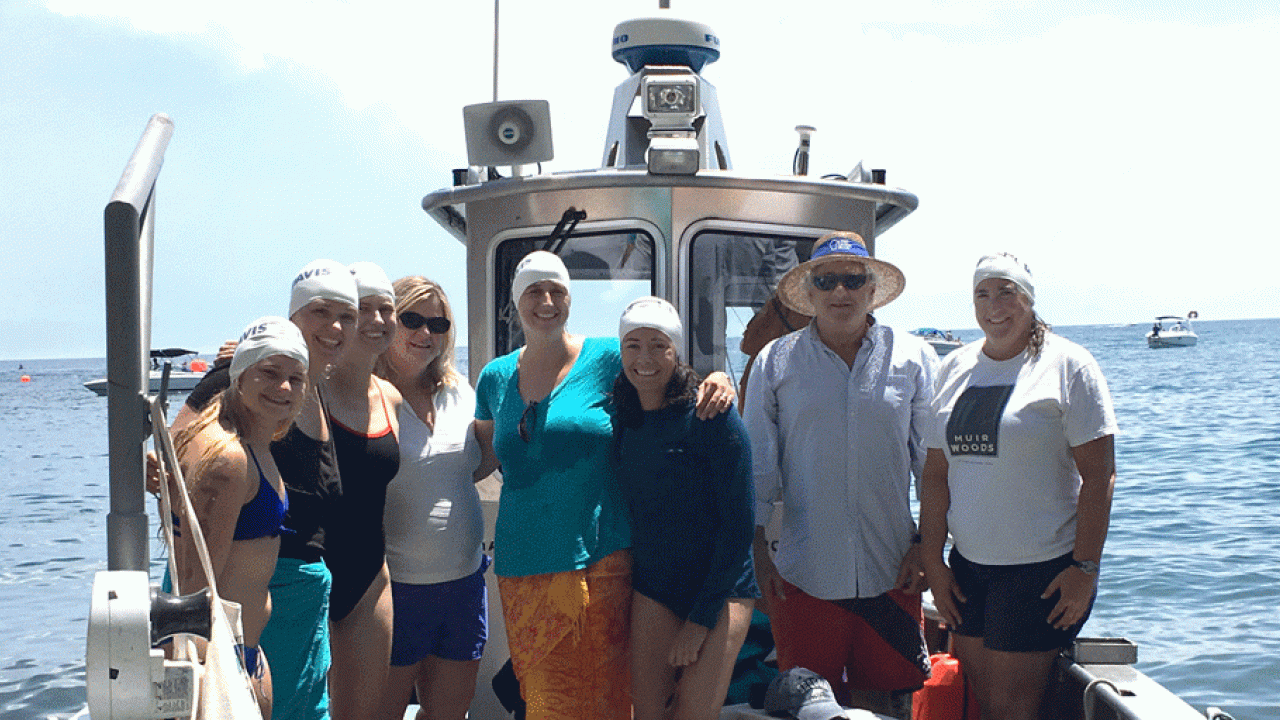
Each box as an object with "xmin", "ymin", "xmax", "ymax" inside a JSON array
[{"xmin": 743, "ymin": 232, "xmax": 939, "ymax": 720}]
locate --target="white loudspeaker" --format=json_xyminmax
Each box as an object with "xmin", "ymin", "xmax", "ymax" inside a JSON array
[{"xmin": 463, "ymin": 100, "xmax": 554, "ymax": 167}]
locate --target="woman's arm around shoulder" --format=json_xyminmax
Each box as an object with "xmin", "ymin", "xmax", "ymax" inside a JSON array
[
  {"xmin": 694, "ymin": 372, "xmax": 736, "ymax": 420},
  {"xmin": 472, "ymin": 419, "xmax": 500, "ymax": 483}
]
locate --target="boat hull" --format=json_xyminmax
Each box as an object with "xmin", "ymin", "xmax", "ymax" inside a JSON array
[
  {"xmin": 926, "ymin": 338, "xmax": 962, "ymax": 355},
  {"xmin": 84, "ymin": 371, "xmax": 204, "ymax": 396},
  {"xmin": 1146, "ymin": 332, "xmax": 1197, "ymax": 348}
]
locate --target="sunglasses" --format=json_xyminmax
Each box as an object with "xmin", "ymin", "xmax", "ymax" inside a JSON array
[
  {"xmin": 518, "ymin": 401, "xmax": 538, "ymax": 443},
  {"xmin": 399, "ymin": 312, "xmax": 451, "ymax": 334},
  {"xmin": 811, "ymin": 273, "xmax": 870, "ymax": 292}
]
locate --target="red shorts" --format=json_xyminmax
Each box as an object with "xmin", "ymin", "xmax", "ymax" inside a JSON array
[{"xmin": 770, "ymin": 581, "xmax": 929, "ymax": 699}]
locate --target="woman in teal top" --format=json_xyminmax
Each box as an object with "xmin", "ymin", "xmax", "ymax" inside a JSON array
[
  {"xmin": 474, "ymin": 251, "xmax": 734, "ymax": 720},
  {"xmin": 475, "ymin": 334, "xmax": 630, "ymax": 575}
]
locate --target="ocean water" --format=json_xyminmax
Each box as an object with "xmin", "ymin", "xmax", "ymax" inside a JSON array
[{"xmin": 2, "ymin": 321, "xmax": 1278, "ymax": 719}]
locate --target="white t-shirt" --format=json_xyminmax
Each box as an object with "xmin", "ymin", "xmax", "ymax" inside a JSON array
[
  {"xmin": 383, "ymin": 381, "xmax": 485, "ymax": 585},
  {"xmin": 929, "ymin": 334, "xmax": 1118, "ymax": 565}
]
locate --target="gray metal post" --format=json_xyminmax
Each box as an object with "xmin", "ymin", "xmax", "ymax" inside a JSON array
[{"xmin": 104, "ymin": 113, "xmax": 173, "ymax": 571}]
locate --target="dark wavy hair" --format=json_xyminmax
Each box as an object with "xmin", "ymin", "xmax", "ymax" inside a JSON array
[
  {"xmin": 611, "ymin": 362, "xmax": 700, "ymax": 430},
  {"xmin": 1029, "ymin": 313, "xmax": 1051, "ymax": 358}
]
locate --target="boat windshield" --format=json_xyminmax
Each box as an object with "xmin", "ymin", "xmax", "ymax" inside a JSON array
[
  {"xmin": 491, "ymin": 227, "xmax": 831, "ymax": 391},
  {"xmin": 492, "ymin": 231, "xmax": 656, "ymax": 355},
  {"xmin": 687, "ymin": 230, "xmax": 811, "ymax": 379}
]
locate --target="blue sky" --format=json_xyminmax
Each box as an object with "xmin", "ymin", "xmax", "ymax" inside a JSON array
[{"xmin": 3, "ymin": 0, "xmax": 1279, "ymax": 359}]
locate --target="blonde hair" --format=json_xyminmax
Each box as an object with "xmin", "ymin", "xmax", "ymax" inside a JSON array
[{"xmin": 374, "ymin": 276, "xmax": 463, "ymax": 394}]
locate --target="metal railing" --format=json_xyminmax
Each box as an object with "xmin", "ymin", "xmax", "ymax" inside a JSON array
[{"xmin": 104, "ymin": 113, "xmax": 173, "ymax": 571}]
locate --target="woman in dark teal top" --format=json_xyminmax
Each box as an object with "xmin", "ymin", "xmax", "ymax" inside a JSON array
[{"xmin": 612, "ymin": 296, "xmax": 759, "ymax": 720}]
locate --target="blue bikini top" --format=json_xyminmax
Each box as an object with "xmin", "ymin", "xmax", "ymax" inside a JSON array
[{"xmin": 232, "ymin": 446, "xmax": 289, "ymax": 541}]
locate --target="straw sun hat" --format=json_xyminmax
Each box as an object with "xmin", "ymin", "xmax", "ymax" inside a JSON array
[{"xmin": 776, "ymin": 232, "xmax": 905, "ymax": 316}]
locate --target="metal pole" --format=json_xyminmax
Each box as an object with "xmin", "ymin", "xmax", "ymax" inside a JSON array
[{"xmin": 104, "ymin": 113, "xmax": 173, "ymax": 571}]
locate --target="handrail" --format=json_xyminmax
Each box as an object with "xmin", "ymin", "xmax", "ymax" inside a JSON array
[
  {"xmin": 104, "ymin": 113, "xmax": 173, "ymax": 571},
  {"xmin": 1063, "ymin": 660, "xmax": 1144, "ymax": 720},
  {"xmin": 110, "ymin": 114, "xmax": 173, "ymax": 208}
]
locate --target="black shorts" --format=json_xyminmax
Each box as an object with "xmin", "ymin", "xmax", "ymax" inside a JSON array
[{"xmin": 948, "ymin": 548, "xmax": 1094, "ymax": 652}]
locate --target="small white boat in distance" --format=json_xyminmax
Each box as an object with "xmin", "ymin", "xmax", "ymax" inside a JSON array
[
  {"xmin": 912, "ymin": 327, "xmax": 963, "ymax": 355},
  {"xmin": 84, "ymin": 348, "xmax": 208, "ymax": 395},
  {"xmin": 1146, "ymin": 314, "xmax": 1198, "ymax": 348}
]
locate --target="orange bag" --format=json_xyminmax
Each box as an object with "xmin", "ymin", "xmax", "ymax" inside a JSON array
[{"xmin": 912, "ymin": 653, "xmax": 980, "ymax": 720}]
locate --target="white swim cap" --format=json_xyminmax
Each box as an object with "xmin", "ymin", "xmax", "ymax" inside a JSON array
[
  {"xmin": 230, "ymin": 316, "xmax": 309, "ymax": 385},
  {"xmin": 349, "ymin": 261, "xmax": 395, "ymax": 303},
  {"xmin": 511, "ymin": 251, "xmax": 570, "ymax": 302},
  {"xmin": 974, "ymin": 252, "xmax": 1035, "ymax": 303},
  {"xmin": 289, "ymin": 259, "xmax": 359, "ymax": 318},
  {"xmin": 619, "ymin": 296, "xmax": 684, "ymax": 355}
]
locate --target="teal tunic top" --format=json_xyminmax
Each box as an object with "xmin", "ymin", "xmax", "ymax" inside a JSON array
[{"xmin": 475, "ymin": 337, "xmax": 631, "ymax": 577}]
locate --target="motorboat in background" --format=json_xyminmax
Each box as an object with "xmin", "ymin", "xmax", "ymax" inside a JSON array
[
  {"xmin": 83, "ymin": 348, "xmax": 207, "ymax": 396},
  {"xmin": 911, "ymin": 327, "xmax": 963, "ymax": 355},
  {"xmin": 1147, "ymin": 313, "xmax": 1199, "ymax": 348}
]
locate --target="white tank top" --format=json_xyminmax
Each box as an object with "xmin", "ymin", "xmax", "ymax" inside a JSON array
[{"xmin": 383, "ymin": 382, "xmax": 485, "ymax": 584}]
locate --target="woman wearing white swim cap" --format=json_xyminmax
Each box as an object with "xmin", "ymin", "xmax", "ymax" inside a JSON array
[
  {"xmin": 176, "ymin": 258, "xmax": 360, "ymax": 720},
  {"xmin": 324, "ymin": 261, "xmax": 404, "ymax": 720},
  {"xmin": 473, "ymin": 251, "xmax": 737, "ymax": 720},
  {"xmin": 613, "ymin": 297, "xmax": 759, "ymax": 720},
  {"xmin": 169, "ymin": 316, "xmax": 309, "ymax": 719}
]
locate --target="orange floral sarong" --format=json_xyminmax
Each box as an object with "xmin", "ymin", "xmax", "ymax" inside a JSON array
[{"xmin": 498, "ymin": 550, "xmax": 632, "ymax": 720}]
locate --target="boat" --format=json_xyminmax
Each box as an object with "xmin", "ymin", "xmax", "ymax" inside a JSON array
[
  {"xmin": 910, "ymin": 327, "xmax": 963, "ymax": 355},
  {"xmin": 82, "ymin": 348, "xmax": 208, "ymax": 395},
  {"xmin": 1146, "ymin": 314, "xmax": 1199, "ymax": 348},
  {"xmin": 85, "ymin": 10, "xmax": 1232, "ymax": 720}
]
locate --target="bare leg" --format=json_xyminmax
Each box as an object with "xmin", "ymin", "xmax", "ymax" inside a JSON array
[
  {"xmin": 953, "ymin": 634, "xmax": 1057, "ymax": 720},
  {"xmin": 380, "ymin": 661, "xmax": 421, "ymax": 720},
  {"xmin": 668, "ymin": 599, "xmax": 754, "ymax": 720},
  {"xmin": 415, "ymin": 655, "xmax": 482, "ymax": 720},
  {"xmin": 630, "ymin": 593, "xmax": 682, "ymax": 720},
  {"xmin": 330, "ymin": 564, "xmax": 394, "ymax": 720}
]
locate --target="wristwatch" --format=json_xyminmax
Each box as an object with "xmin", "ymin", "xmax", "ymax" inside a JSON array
[{"xmin": 1072, "ymin": 559, "xmax": 1100, "ymax": 575}]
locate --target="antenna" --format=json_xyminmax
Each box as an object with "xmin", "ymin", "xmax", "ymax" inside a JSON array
[
  {"xmin": 794, "ymin": 125, "xmax": 815, "ymax": 176},
  {"xmin": 492, "ymin": 0, "xmax": 500, "ymax": 101}
]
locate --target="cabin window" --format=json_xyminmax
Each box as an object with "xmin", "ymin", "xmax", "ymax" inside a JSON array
[
  {"xmin": 687, "ymin": 231, "xmax": 815, "ymax": 382},
  {"xmin": 493, "ymin": 232, "xmax": 656, "ymax": 356}
]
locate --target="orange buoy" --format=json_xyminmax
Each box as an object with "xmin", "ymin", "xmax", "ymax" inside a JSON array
[
  {"xmin": 20, "ymin": 375, "xmax": 31, "ymax": 383},
  {"xmin": 190, "ymin": 358, "xmax": 209, "ymax": 372}
]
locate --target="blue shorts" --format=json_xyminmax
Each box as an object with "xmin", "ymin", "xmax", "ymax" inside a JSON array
[
  {"xmin": 390, "ymin": 556, "xmax": 489, "ymax": 666},
  {"xmin": 949, "ymin": 548, "xmax": 1094, "ymax": 652}
]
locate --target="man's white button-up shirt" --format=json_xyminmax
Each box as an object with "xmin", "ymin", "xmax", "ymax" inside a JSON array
[{"xmin": 745, "ymin": 321, "xmax": 938, "ymax": 600}]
